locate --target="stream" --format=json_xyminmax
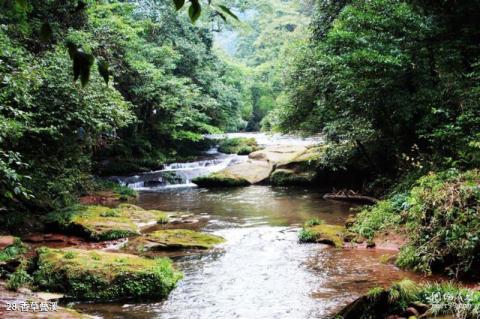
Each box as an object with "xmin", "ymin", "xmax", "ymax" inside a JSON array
[{"xmin": 74, "ymin": 133, "xmax": 419, "ymax": 319}]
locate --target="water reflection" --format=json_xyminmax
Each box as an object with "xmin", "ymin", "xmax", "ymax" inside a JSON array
[{"xmin": 138, "ymin": 186, "xmax": 357, "ymax": 227}]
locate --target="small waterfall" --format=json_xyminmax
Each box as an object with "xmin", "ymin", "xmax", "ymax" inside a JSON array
[
  {"xmin": 112, "ymin": 132, "xmax": 323, "ymax": 191},
  {"xmin": 114, "ymin": 152, "xmax": 246, "ymax": 190}
]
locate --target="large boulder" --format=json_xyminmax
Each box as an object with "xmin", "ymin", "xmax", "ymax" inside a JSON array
[
  {"xmin": 128, "ymin": 229, "xmax": 225, "ymax": 251},
  {"xmin": 33, "ymin": 248, "xmax": 182, "ymax": 301},
  {"xmin": 193, "ymin": 160, "xmax": 273, "ymax": 186},
  {"xmin": 192, "ymin": 172, "xmax": 250, "ymax": 187},
  {"xmin": 45, "ymin": 204, "xmax": 168, "ymax": 241}
]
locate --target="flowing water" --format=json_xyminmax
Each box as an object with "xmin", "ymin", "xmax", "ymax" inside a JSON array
[{"xmin": 74, "ymin": 133, "xmax": 422, "ymax": 319}]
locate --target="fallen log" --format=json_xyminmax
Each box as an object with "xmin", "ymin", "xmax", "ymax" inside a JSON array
[{"xmin": 322, "ymin": 193, "xmax": 379, "ymax": 204}]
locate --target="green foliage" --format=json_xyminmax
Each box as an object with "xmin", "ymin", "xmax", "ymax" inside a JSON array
[
  {"xmin": 0, "ymin": 0, "xmax": 245, "ymax": 214},
  {"xmin": 298, "ymin": 228, "xmax": 315, "ymax": 243},
  {"xmin": 0, "ymin": 238, "xmax": 26, "ymax": 262},
  {"xmin": 350, "ymin": 194, "xmax": 406, "ymax": 239},
  {"xmin": 7, "ymin": 268, "xmax": 33, "ymax": 291},
  {"xmin": 95, "ymin": 179, "xmax": 138, "ymax": 201},
  {"xmin": 304, "ymin": 218, "xmax": 322, "ymax": 227},
  {"xmin": 397, "ymin": 169, "xmax": 480, "ymax": 278},
  {"xmin": 353, "ymin": 169, "xmax": 480, "ymax": 279},
  {"xmin": 340, "ymin": 279, "xmax": 480, "ymax": 318},
  {"xmin": 275, "ymin": 0, "xmax": 480, "ymax": 177}
]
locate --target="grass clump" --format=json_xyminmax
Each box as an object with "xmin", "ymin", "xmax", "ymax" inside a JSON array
[
  {"xmin": 218, "ymin": 138, "xmax": 260, "ymax": 155},
  {"xmin": 305, "ymin": 218, "xmax": 323, "ymax": 227},
  {"xmin": 45, "ymin": 204, "xmax": 168, "ymax": 241},
  {"xmin": 397, "ymin": 169, "xmax": 480, "ymax": 278},
  {"xmin": 0, "ymin": 237, "xmax": 26, "ymax": 262},
  {"xmin": 349, "ymin": 193, "xmax": 406, "ymax": 239},
  {"xmin": 33, "ymin": 247, "xmax": 182, "ymax": 301},
  {"xmin": 7, "ymin": 268, "xmax": 33, "ymax": 291}
]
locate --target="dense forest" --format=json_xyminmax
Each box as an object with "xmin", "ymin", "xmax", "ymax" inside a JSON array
[{"xmin": 1, "ymin": 0, "xmax": 480, "ymax": 318}]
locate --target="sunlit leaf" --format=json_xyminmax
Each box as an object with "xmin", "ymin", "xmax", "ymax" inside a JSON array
[
  {"xmin": 216, "ymin": 11, "xmax": 227, "ymax": 22},
  {"xmin": 188, "ymin": 0, "xmax": 201, "ymax": 23},
  {"xmin": 217, "ymin": 5, "xmax": 239, "ymax": 21}
]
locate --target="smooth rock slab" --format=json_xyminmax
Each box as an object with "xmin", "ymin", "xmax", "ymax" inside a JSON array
[
  {"xmin": 128, "ymin": 229, "xmax": 225, "ymax": 251},
  {"xmin": 248, "ymin": 145, "xmax": 308, "ymax": 166}
]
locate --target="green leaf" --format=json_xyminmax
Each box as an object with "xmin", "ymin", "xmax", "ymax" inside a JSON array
[
  {"xmin": 97, "ymin": 60, "xmax": 110, "ymax": 85},
  {"xmin": 216, "ymin": 11, "xmax": 227, "ymax": 22},
  {"xmin": 173, "ymin": 0, "xmax": 185, "ymax": 11},
  {"xmin": 217, "ymin": 5, "xmax": 239, "ymax": 21},
  {"xmin": 188, "ymin": 0, "xmax": 201, "ymax": 23},
  {"xmin": 15, "ymin": 0, "xmax": 27, "ymax": 10},
  {"xmin": 40, "ymin": 22, "xmax": 53, "ymax": 43}
]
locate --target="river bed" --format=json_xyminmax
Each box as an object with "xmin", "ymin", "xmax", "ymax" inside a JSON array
[{"xmin": 71, "ymin": 133, "xmax": 421, "ymax": 319}]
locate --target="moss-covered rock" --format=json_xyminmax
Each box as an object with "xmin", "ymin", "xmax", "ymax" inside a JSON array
[
  {"xmin": 129, "ymin": 229, "xmax": 225, "ymax": 251},
  {"xmin": 270, "ymin": 169, "xmax": 316, "ymax": 186},
  {"xmin": 192, "ymin": 172, "xmax": 250, "ymax": 187},
  {"xmin": 45, "ymin": 204, "xmax": 168, "ymax": 241},
  {"xmin": 298, "ymin": 222, "xmax": 346, "ymax": 247},
  {"xmin": 33, "ymin": 247, "xmax": 182, "ymax": 301},
  {"xmin": 218, "ymin": 137, "xmax": 260, "ymax": 155}
]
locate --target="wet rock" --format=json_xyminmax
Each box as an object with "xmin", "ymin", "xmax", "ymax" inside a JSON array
[
  {"xmin": 17, "ymin": 287, "xmax": 32, "ymax": 295},
  {"xmin": 366, "ymin": 240, "xmax": 376, "ymax": 248},
  {"xmin": 33, "ymin": 247, "xmax": 182, "ymax": 301},
  {"xmin": 128, "ymin": 229, "xmax": 225, "ymax": 251},
  {"xmin": 45, "ymin": 204, "xmax": 169, "ymax": 241}
]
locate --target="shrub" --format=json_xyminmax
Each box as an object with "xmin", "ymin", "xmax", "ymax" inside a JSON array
[{"xmin": 398, "ymin": 169, "xmax": 480, "ymax": 278}]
